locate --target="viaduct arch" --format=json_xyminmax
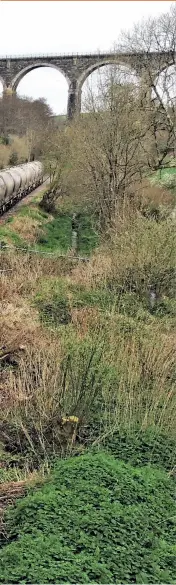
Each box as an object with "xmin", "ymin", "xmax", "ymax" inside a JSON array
[{"xmin": 0, "ymin": 52, "xmax": 174, "ymax": 117}]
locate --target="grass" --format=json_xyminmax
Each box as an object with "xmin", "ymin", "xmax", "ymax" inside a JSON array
[
  {"xmin": 76, "ymin": 213, "xmax": 99, "ymax": 255},
  {"xmin": 37, "ymin": 213, "xmax": 72, "ymax": 252},
  {"xmin": 150, "ymin": 165, "xmax": 176, "ymax": 198},
  {"xmin": 36, "ymin": 212, "xmax": 98, "ymax": 256},
  {"xmin": 16, "ymin": 206, "xmax": 49, "ymax": 221},
  {"xmin": 34, "ymin": 276, "xmax": 176, "ymax": 330},
  {"xmin": 0, "ymin": 198, "xmax": 175, "ymax": 465},
  {"xmin": 155, "ymin": 166, "xmax": 176, "ymax": 178},
  {"xmin": 0, "ymin": 224, "xmax": 25, "ymax": 247},
  {"xmin": 0, "ymin": 196, "xmax": 98, "ymax": 256}
]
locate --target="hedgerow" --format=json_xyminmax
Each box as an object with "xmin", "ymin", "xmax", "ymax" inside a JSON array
[{"xmin": 0, "ymin": 452, "xmax": 175, "ymax": 584}]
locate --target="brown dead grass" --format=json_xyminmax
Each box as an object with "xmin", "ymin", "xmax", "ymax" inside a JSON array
[
  {"xmin": 0, "ymin": 136, "xmax": 28, "ymax": 170},
  {"xmin": 71, "ymin": 210, "xmax": 175, "ymax": 298},
  {"xmin": 0, "ymin": 250, "xmax": 71, "ymax": 385},
  {"xmin": 9, "ymin": 216, "xmax": 41, "ymax": 243},
  {"xmin": 71, "ymin": 251, "xmax": 112, "ymax": 289},
  {"xmin": 0, "ymin": 249, "xmax": 74, "ymax": 303},
  {"xmin": 70, "ymin": 306, "xmax": 101, "ymax": 338},
  {"xmin": 138, "ymin": 177, "xmax": 174, "ymax": 208},
  {"xmin": 0, "ymin": 309, "xmax": 175, "ymax": 460},
  {"xmin": 0, "ymin": 299, "xmax": 40, "ymax": 350},
  {"xmin": 0, "ymin": 469, "xmax": 46, "ymax": 536}
]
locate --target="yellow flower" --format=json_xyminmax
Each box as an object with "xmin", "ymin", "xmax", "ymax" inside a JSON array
[
  {"xmin": 61, "ymin": 415, "xmax": 79, "ymax": 424},
  {"xmin": 68, "ymin": 416, "xmax": 79, "ymax": 423}
]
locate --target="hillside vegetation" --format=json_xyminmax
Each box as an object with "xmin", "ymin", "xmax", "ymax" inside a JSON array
[
  {"xmin": 0, "ymin": 176, "xmax": 175, "ymax": 458},
  {"xmin": 0, "ymin": 173, "xmax": 175, "ymax": 584},
  {"xmin": 0, "ymin": 5, "xmax": 176, "ymax": 583}
]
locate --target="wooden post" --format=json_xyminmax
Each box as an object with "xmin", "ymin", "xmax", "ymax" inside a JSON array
[{"xmin": 71, "ymin": 213, "xmax": 79, "ymax": 253}]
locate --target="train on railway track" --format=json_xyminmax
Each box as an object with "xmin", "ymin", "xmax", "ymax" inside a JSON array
[{"xmin": 0, "ymin": 161, "xmax": 44, "ymax": 214}]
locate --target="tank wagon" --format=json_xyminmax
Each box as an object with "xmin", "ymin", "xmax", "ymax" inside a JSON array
[{"xmin": 0, "ymin": 161, "xmax": 44, "ymax": 214}]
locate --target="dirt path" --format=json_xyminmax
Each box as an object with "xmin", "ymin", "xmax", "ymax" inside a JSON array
[{"xmin": 0, "ymin": 178, "xmax": 49, "ymax": 225}]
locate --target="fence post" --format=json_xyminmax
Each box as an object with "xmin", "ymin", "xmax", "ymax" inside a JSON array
[
  {"xmin": 71, "ymin": 213, "xmax": 79, "ymax": 253},
  {"xmin": 0, "ymin": 240, "xmax": 7, "ymax": 250}
]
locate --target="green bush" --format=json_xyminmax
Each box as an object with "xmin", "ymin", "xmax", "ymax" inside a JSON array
[
  {"xmin": 154, "ymin": 296, "xmax": 176, "ymax": 318},
  {"xmin": 8, "ymin": 151, "xmax": 18, "ymax": 166},
  {"xmin": 0, "ymin": 134, "xmax": 10, "ymax": 145},
  {"xmin": 0, "ymin": 453, "xmax": 175, "ymax": 584},
  {"xmin": 37, "ymin": 296, "xmax": 71, "ymax": 326},
  {"xmin": 99, "ymin": 428, "xmax": 176, "ymax": 471}
]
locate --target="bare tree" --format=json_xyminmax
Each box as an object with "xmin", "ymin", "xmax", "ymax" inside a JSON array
[
  {"xmin": 40, "ymin": 4, "xmax": 176, "ymax": 226},
  {"xmin": 39, "ymin": 125, "xmax": 71, "ymax": 212},
  {"xmin": 67, "ymin": 67, "xmax": 152, "ymax": 228},
  {"xmin": 117, "ymin": 2, "xmax": 176, "ymax": 170},
  {"xmin": 0, "ymin": 94, "xmax": 53, "ymax": 161}
]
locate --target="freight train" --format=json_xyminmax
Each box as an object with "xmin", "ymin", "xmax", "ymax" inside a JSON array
[{"xmin": 0, "ymin": 161, "xmax": 44, "ymax": 214}]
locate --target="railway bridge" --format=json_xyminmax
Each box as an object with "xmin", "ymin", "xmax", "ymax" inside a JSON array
[{"xmin": 0, "ymin": 51, "xmax": 174, "ymax": 117}]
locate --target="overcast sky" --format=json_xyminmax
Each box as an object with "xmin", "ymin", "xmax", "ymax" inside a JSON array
[{"xmin": 0, "ymin": 1, "xmax": 174, "ymax": 114}]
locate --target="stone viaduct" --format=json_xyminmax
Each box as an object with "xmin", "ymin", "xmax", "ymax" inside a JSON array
[{"xmin": 0, "ymin": 51, "xmax": 174, "ymax": 117}]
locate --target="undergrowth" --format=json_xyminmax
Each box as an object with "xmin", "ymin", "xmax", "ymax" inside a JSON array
[
  {"xmin": 0, "ymin": 452, "xmax": 175, "ymax": 584},
  {"xmin": 34, "ymin": 276, "xmax": 176, "ymax": 330},
  {"xmin": 0, "ymin": 198, "xmax": 98, "ymax": 256},
  {"xmin": 0, "ymin": 199, "xmax": 175, "ymax": 465},
  {"xmin": 97, "ymin": 427, "xmax": 176, "ymax": 471},
  {"xmin": 0, "ymin": 184, "xmax": 175, "ymax": 583}
]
